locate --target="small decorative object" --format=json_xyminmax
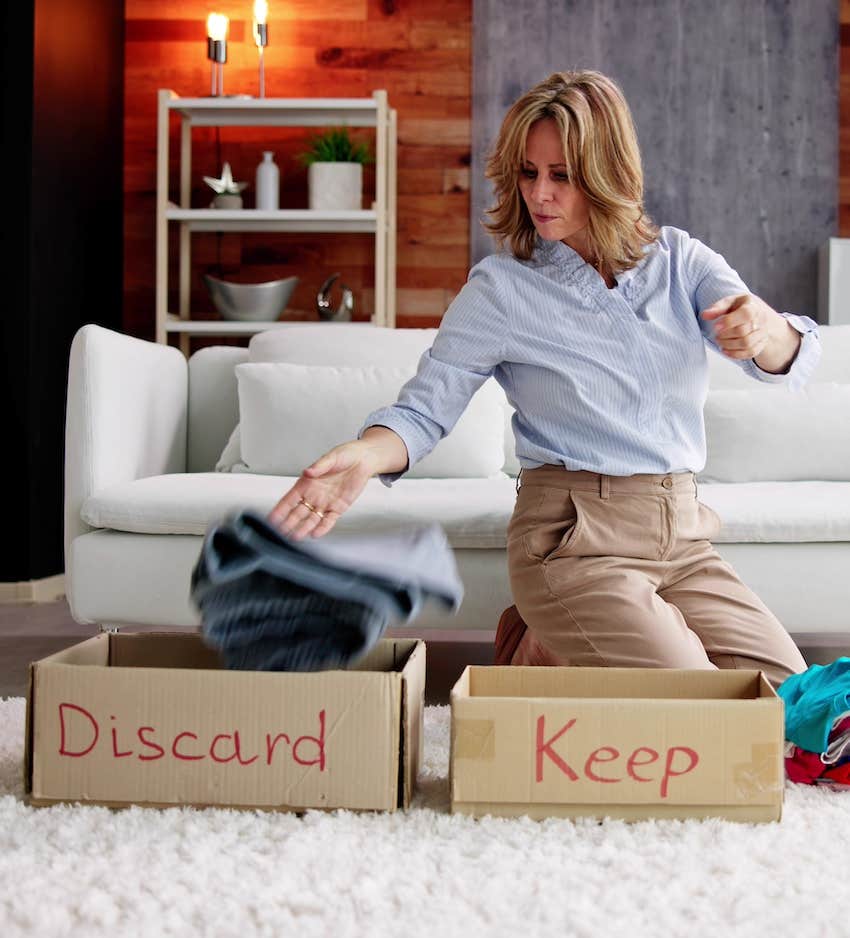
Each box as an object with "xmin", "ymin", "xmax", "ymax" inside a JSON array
[
  {"xmin": 253, "ymin": 0, "xmax": 269, "ymax": 98},
  {"xmin": 316, "ymin": 273, "xmax": 354, "ymax": 322},
  {"xmin": 255, "ymin": 151, "xmax": 279, "ymax": 210},
  {"xmin": 298, "ymin": 128, "xmax": 373, "ymax": 211},
  {"xmin": 203, "ymin": 162, "xmax": 248, "ymax": 209},
  {"xmin": 203, "ymin": 274, "xmax": 299, "ymax": 322},
  {"xmin": 206, "ymin": 13, "xmax": 229, "ymax": 97}
]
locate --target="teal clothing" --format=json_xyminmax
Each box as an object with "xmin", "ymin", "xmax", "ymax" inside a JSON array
[{"xmin": 777, "ymin": 658, "xmax": 850, "ymax": 753}]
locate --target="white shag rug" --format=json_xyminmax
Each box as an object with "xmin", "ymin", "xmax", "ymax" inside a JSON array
[{"xmin": 1, "ymin": 697, "xmax": 849, "ymax": 938}]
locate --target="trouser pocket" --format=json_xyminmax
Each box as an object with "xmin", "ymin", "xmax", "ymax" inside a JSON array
[
  {"xmin": 509, "ymin": 486, "xmax": 581, "ymax": 562},
  {"xmin": 516, "ymin": 489, "xmax": 671, "ymax": 561},
  {"xmin": 511, "ymin": 485, "xmax": 722, "ymax": 564}
]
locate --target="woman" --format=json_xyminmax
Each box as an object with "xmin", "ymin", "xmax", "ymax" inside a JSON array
[{"xmin": 269, "ymin": 70, "xmax": 820, "ymax": 687}]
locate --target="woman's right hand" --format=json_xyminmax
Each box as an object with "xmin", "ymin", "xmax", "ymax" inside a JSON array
[{"xmin": 267, "ymin": 440, "xmax": 382, "ymax": 540}]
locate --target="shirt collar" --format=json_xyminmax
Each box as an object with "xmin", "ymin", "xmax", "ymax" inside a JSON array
[
  {"xmin": 532, "ymin": 237, "xmax": 588, "ymax": 277},
  {"xmin": 532, "ymin": 236, "xmax": 653, "ymax": 298}
]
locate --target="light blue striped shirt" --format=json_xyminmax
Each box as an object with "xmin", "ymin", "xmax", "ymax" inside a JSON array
[{"xmin": 361, "ymin": 226, "xmax": 821, "ymax": 482}]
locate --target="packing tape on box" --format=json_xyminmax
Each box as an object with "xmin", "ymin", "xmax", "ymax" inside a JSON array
[
  {"xmin": 733, "ymin": 742, "xmax": 784, "ymax": 799},
  {"xmin": 454, "ymin": 719, "xmax": 496, "ymax": 761}
]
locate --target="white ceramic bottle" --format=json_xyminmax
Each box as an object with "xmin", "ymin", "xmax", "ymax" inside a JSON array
[{"xmin": 255, "ymin": 151, "xmax": 279, "ymax": 210}]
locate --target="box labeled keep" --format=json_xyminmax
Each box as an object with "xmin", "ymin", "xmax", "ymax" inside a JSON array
[
  {"xmin": 450, "ymin": 666, "xmax": 784, "ymax": 823},
  {"xmin": 26, "ymin": 632, "xmax": 425, "ymax": 812}
]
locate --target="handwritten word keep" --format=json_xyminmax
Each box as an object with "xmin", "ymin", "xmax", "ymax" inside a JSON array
[{"xmin": 536, "ymin": 715, "xmax": 699, "ymax": 798}]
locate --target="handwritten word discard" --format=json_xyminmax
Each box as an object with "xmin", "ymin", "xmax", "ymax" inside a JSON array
[{"xmin": 56, "ymin": 703, "xmax": 327, "ymax": 770}]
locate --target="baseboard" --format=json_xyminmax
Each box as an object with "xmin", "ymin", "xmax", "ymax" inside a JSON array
[{"xmin": 0, "ymin": 573, "xmax": 66, "ymax": 604}]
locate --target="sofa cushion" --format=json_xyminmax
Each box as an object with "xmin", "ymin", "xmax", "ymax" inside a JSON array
[
  {"xmin": 250, "ymin": 323, "xmax": 439, "ymax": 363},
  {"xmin": 698, "ymin": 481, "xmax": 850, "ymax": 541},
  {"xmin": 81, "ymin": 474, "xmax": 850, "ymax": 546},
  {"xmin": 188, "ymin": 346, "xmax": 247, "ymax": 473},
  {"xmin": 81, "ymin": 474, "xmax": 518, "ymax": 548},
  {"xmin": 235, "ymin": 362, "xmax": 506, "ymax": 478},
  {"xmin": 706, "ymin": 323, "xmax": 850, "ymax": 389},
  {"xmin": 67, "ymin": 528, "xmax": 850, "ymax": 634},
  {"xmin": 215, "ymin": 324, "xmax": 521, "ymax": 477},
  {"xmin": 701, "ymin": 383, "xmax": 850, "ymax": 482}
]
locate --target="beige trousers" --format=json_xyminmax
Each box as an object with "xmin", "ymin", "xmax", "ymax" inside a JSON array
[{"xmin": 506, "ymin": 466, "xmax": 807, "ymax": 687}]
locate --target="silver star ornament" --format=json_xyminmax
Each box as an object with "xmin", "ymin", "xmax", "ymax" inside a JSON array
[{"xmin": 203, "ymin": 162, "xmax": 248, "ymax": 194}]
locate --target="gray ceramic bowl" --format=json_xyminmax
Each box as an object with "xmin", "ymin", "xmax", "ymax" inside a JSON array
[{"xmin": 203, "ymin": 274, "xmax": 299, "ymax": 322}]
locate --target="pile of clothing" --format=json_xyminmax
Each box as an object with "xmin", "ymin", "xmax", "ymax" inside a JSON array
[
  {"xmin": 191, "ymin": 510, "xmax": 463, "ymax": 672},
  {"xmin": 778, "ymin": 657, "xmax": 850, "ymax": 788}
]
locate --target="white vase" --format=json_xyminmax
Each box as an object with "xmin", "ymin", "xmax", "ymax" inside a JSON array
[
  {"xmin": 308, "ymin": 162, "xmax": 362, "ymax": 211},
  {"xmin": 255, "ymin": 151, "xmax": 279, "ymax": 210}
]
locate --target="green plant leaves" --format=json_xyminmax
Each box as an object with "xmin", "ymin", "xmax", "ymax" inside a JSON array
[{"xmin": 298, "ymin": 128, "xmax": 373, "ymax": 165}]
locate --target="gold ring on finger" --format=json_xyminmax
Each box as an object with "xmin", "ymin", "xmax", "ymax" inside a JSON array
[{"xmin": 299, "ymin": 497, "xmax": 325, "ymax": 519}]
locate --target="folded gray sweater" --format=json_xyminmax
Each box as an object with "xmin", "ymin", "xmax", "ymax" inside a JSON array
[{"xmin": 190, "ymin": 510, "xmax": 463, "ymax": 672}]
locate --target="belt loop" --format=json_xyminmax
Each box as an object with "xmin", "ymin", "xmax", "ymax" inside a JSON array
[
  {"xmin": 693, "ymin": 473, "xmax": 698, "ymax": 500},
  {"xmin": 600, "ymin": 474, "xmax": 610, "ymax": 500},
  {"xmin": 515, "ymin": 468, "xmax": 523, "ymax": 494}
]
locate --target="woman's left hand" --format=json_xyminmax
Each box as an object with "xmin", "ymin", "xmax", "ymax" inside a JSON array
[{"xmin": 700, "ymin": 293, "xmax": 777, "ymax": 360}]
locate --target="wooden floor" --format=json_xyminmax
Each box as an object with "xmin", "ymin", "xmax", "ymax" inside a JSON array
[
  {"xmin": 2, "ymin": 599, "xmax": 847, "ymax": 704},
  {"xmin": 0, "ymin": 599, "xmax": 495, "ymax": 704}
]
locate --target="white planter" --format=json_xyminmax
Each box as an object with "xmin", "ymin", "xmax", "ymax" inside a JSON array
[
  {"xmin": 210, "ymin": 193, "xmax": 243, "ymax": 209},
  {"xmin": 308, "ymin": 162, "xmax": 363, "ymax": 211}
]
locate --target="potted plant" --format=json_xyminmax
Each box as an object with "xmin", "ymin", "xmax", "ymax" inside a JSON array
[{"xmin": 298, "ymin": 128, "xmax": 373, "ymax": 211}]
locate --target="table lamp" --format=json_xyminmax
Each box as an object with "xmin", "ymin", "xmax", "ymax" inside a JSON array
[
  {"xmin": 206, "ymin": 13, "xmax": 229, "ymax": 97},
  {"xmin": 253, "ymin": 1, "xmax": 269, "ymax": 98}
]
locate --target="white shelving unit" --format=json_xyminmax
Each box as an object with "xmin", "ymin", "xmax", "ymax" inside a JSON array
[
  {"xmin": 818, "ymin": 238, "xmax": 850, "ymax": 325},
  {"xmin": 155, "ymin": 89, "xmax": 397, "ymax": 352}
]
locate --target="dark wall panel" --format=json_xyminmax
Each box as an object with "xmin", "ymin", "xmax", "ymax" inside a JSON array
[
  {"xmin": 1, "ymin": 1, "xmax": 36, "ymax": 584},
  {"xmin": 472, "ymin": 0, "xmax": 838, "ymax": 319},
  {"xmin": 0, "ymin": 0, "xmax": 124, "ymax": 582}
]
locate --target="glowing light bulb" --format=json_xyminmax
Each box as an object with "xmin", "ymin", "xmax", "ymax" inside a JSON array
[
  {"xmin": 253, "ymin": 0, "xmax": 269, "ymax": 96},
  {"xmin": 206, "ymin": 13, "xmax": 229, "ymax": 42},
  {"xmin": 206, "ymin": 13, "xmax": 229, "ymax": 96}
]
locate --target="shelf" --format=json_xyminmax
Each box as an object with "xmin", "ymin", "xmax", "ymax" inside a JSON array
[
  {"xmin": 166, "ymin": 206, "xmax": 378, "ymax": 233},
  {"xmin": 168, "ymin": 96, "xmax": 380, "ymax": 128},
  {"xmin": 165, "ymin": 316, "xmax": 378, "ymax": 335},
  {"xmin": 165, "ymin": 316, "xmax": 304, "ymax": 335},
  {"xmin": 157, "ymin": 89, "xmax": 396, "ymax": 347}
]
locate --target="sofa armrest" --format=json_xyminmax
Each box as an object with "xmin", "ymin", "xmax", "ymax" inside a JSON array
[{"xmin": 64, "ymin": 325, "xmax": 188, "ymax": 564}]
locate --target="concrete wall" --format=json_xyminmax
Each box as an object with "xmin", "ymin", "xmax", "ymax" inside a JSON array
[{"xmin": 471, "ymin": 0, "xmax": 837, "ymax": 319}]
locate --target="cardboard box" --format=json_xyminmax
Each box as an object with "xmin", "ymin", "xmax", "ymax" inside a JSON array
[
  {"xmin": 26, "ymin": 632, "xmax": 425, "ymax": 812},
  {"xmin": 450, "ymin": 666, "xmax": 784, "ymax": 823}
]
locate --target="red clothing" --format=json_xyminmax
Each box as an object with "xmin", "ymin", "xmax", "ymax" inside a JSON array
[
  {"xmin": 823, "ymin": 761, "xmax": 850, "ymax": 784},
  {"xmin": 785, "ymin": 713, "xmax": 850, "ymax": 785},
  {"xmin": 785, "ymin": 746, "xmax": 827, "ymax": 784}
]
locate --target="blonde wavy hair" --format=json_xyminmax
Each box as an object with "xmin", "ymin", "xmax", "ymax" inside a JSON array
[{"xmin": 484, "ymin": 70, "xmax": 658, "ymax": 272}]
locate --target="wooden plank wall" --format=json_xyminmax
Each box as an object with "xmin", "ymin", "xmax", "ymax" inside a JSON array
[
  {"xmin": 124, "ymin": 0, "xmax": 472, "ymax": 342},
  {"xmin": 127, "ymin": 2, "xmax": 846, "ymax": 342},
  {"xmin": 842, "ymin": 0, "xmax": 850, "ymax": 234}
]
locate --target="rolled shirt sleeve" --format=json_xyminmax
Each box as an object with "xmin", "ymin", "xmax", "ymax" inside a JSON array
[
  {"xmin": 684, "ymin": 232, "xmax": 821, "ymax": 391},
  {"xmin": 357, "ymin": 257, "xmax": 508, "ymax": 485}
]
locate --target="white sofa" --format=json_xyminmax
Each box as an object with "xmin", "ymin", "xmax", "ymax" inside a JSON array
[{"xmin": 65, "ymin": 322, "xmax": 850, "ymax": 648}]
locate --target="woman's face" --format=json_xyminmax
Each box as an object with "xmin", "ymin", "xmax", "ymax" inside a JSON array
[{"xmin": 518, "ymin": 117, "xmax": 591, "ymax": 251}]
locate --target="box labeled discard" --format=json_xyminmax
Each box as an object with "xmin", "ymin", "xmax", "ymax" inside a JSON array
[
  {"xmin": 26, "ymin": 632, "xmax": 425, "ymax": 812},
  {"xmin": 450, "ymin": 666, "xmax": 784, "ymax": 823}
]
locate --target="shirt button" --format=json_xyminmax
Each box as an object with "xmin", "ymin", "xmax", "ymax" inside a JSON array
[{"xmin": 662, "ymin": 476, "xmax": 673, "ymax": 489}]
